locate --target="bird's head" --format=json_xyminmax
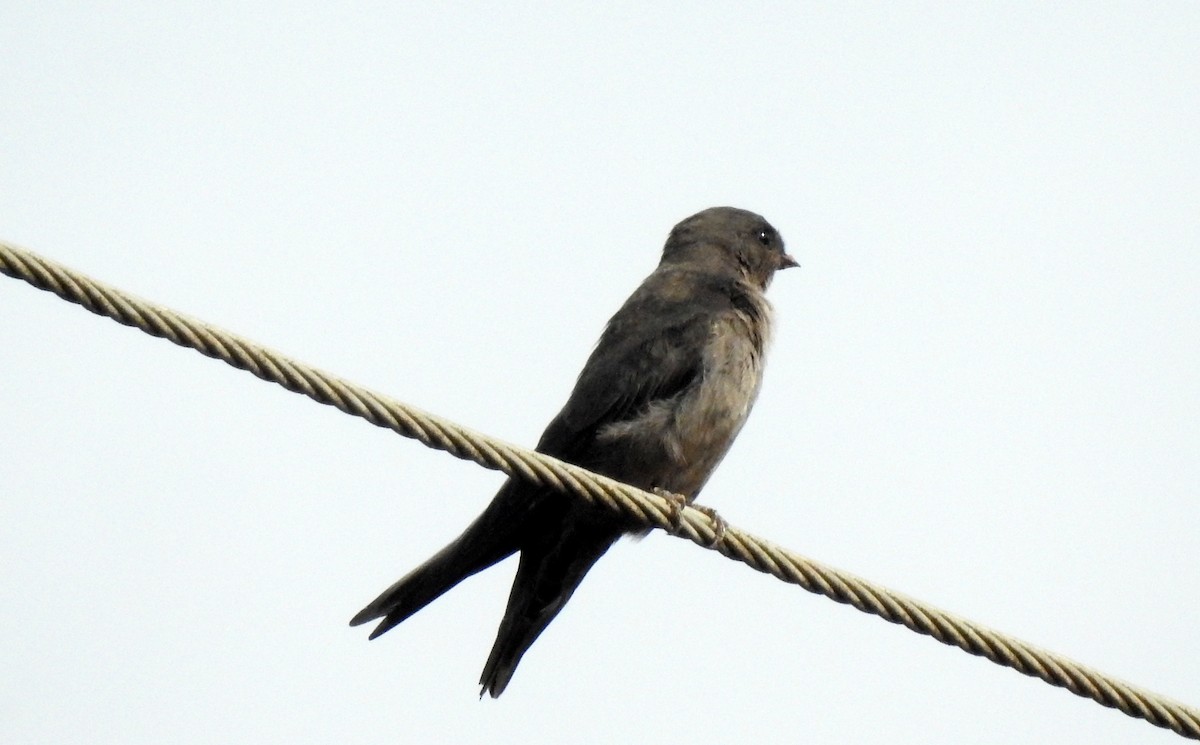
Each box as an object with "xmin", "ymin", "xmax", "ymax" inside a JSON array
[{"xmin": 661, "ymin": 206, "xmax": 798, "ymax": 289}]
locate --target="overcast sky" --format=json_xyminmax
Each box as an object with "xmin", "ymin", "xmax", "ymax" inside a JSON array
[{"xmin": 3, "ymin": 3, "xmax": 1198, "ymax": 744}]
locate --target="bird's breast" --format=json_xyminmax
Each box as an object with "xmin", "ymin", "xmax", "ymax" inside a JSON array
[
  {"xmin": 662, "ymin": 309, "xmax": 767, "ymax": 497},
  {"xmin": 592, "ymin": 285, "xmax": 773, "ymax": 500}
]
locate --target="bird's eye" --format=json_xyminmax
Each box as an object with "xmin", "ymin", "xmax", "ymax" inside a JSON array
[{"xmin": 756, "ymin": 229, "xmax": 772, "ymax": 246}]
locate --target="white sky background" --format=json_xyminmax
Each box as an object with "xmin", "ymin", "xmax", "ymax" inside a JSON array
[{"xmin": 2, "ymin": 3, "xmax": 1197, "ymax": 743}]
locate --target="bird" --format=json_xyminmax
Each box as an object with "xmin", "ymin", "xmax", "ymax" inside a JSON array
[{"xmin": 350, "ymin": 206, "xmax": 797, "ymax": 697}]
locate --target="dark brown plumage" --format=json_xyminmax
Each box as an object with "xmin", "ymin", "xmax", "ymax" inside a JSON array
[{"xmin": 350, "ymin": 206, "xmax": 796, "ymax": 696}]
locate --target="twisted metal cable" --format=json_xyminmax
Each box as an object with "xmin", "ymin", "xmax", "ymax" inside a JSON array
[{"xmin": 3, "ymin": 239, "xmax": 1197, "ymax": 739}]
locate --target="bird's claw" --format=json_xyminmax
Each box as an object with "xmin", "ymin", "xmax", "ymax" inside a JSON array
[
  {"xmin": 651, "ymin": 487, "xmax": 727, "ymax": 547},
  {"xmin": 653, "ymin": 487, "xmax": 688, "ymax": 530},
  {"xmin": 691, "ymin": 504, "xmax": 728, "ymax": 547}
]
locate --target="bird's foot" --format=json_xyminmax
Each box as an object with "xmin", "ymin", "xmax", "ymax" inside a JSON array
[
  {"xmin": 690, "ymin": 503, "xmax": 728, "ymax": 547},
  {"xmin": 652, "ymin": 487, "xmax": 689, "ymax": 531},
  {"xmin": 651, "ymin": 488, "xmax": 727, "ymax": 547}
]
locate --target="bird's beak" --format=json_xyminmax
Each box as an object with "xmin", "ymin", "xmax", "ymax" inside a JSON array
[{"xmin": 778, "ymin": 252, "xmax": 800, "ymax": 270}]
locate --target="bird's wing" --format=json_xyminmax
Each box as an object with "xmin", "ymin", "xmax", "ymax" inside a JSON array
[{"xmin": 535, "ymin": 270, "xmax": 723, "ymax": 462}]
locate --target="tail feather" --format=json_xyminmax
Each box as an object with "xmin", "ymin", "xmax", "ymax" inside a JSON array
[
  {"xmin": 352, "ymin": 481, "xmax": 626, "ymax": 696},
  {"xmin": 349, "ymin": 538, "xmax": 498, "ymax": 639},
  {"xmin": 478, "ymin": 527, "xmax": 618, "ymax": 698},
  {"xmin": 350, "ymin": 486, "xmax": 529, "ymax": 636}
]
